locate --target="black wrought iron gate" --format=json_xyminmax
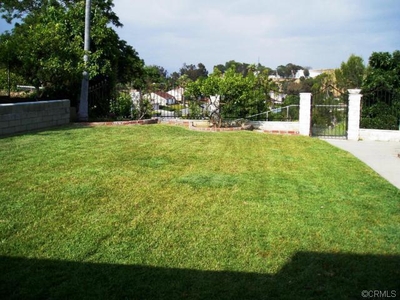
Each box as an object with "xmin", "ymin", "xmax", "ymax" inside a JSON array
[{"xmin": 311, "ymin": 86, "xmax": 349, "ymax": 139}]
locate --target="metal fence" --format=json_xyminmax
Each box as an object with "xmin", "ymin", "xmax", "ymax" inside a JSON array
[
  {"xmin": 361, "ymin": 88, "xmax": 400, "ymax": 130},
  {"xmin": 243, "ymin": 105, "xmax": 299, "ymax": 121},
  {"xmin": 311, "ymin": 86, "xmax": 349, "ymax": 139},
  {"xmin": 88, "ymin": 79, "xmax": 112, "ymax": 118},
  {"xmin": 118, "ymin": 92, "xmax": 300, "ymax": 125}
]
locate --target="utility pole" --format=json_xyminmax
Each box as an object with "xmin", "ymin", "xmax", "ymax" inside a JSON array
[
  {"xmin": 6, "ymin": 40, "xmax": 10, "ymax": 98},
  {"xmin": 78, "ymin": 0, "xmax": 91, "ymax": 121},
  {"xmin": 7, "ymin": 59, "xmax": 10, "ymax": 98}
]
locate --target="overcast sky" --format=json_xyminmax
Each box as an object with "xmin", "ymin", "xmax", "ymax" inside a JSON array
[
  {"xmin": 1, "ymin": 0, "xmax": 399, "ymax": 74},
  {"xmin": 113, "ymin": 0, "xmax": 400, "ymax": 73}
]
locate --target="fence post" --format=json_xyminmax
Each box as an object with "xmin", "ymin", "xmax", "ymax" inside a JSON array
[
  {"xmin": 299, "ymin": 92, "xmax": 312, "ymax": 136},
  {"xmin": 347, "ymin": 89, "xmax": 362, "ymax": 141}
]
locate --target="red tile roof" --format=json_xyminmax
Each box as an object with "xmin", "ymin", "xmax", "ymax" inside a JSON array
[{"xmin": 154, "ymin": 91, "xmax": 175, "ymax": 100}]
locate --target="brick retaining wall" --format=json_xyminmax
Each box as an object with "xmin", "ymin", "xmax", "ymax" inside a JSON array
[
  {"xmin": 160, "ymin": 119, "xmax": 246, "ymax": 132},
  {"xmin": 0, "ymin": 100, "xmax": 70, "ymax": 136},
  {"xmin": 76, "ymin": 119, "xmax": 158, "ymax": 126}
]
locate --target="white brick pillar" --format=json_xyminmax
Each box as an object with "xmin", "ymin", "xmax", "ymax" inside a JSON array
[
  {"xmin": 347, "ymin": 89, "xmax": 362, "ymax": 141},
  {"xmin": 299, "ymin": 92, "xmax": 312, "ymax": 136}
]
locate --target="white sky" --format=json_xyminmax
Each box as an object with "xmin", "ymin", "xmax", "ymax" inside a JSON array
[{"xmin": 1, "ymin": 0, "xmax": 399, "ymax": 74}]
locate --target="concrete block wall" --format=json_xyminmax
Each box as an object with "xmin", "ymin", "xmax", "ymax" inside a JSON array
[
  {"xmin": 359, "ymin": 129, "xmax": 400, "ymax": 142},
  {"xmin": 252, "ymin": 121, "xmax": 300, "ymax": 135},
  {"xmin": 0, "ymin": 100, "xmax": 70, "ymax": 136}
]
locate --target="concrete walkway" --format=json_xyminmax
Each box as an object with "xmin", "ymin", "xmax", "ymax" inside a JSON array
[{"xmin": 324, "ymin": 139, "xmax": 400, "ymax": 189}]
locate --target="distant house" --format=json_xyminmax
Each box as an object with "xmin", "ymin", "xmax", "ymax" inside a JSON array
[
  {"xmin": 143, "ymin": 91, "xmax": 176, "ymax": 110},
  {"xmin": 130, "ymin": 90, "xmax": 141, "ymax": 106},
  {"xmin": 269, "ymin": 91, "xmax": 286, "ymax": 104},
  {"xmin": 295, "ymin": 69, "xmax": 330, "ymax": 79},
  {"xmin": 167, "ymin": 87, "xmax": 185, "ymax": 103}
]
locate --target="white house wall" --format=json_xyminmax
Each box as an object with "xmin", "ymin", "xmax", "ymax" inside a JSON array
[
  {"xmin": 167, "ymin": 88, "xmax": 184, "ymax": 102},
  {"xmin": 143, "ymin": 93, "xmax": 167, "ymax": 106},
  {"xmin": 131, "ymin": 91, "xmax": 141, "ymax": 106}
]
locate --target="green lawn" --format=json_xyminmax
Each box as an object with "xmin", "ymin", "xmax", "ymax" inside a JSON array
[{"xmin": 0, "ymin": 125, "xmax": 399, "ymax": 299}]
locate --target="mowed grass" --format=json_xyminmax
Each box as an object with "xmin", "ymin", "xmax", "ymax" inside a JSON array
[{"xmin": 0, "ymin": 125, "xmax": 399, "ymax": 299}]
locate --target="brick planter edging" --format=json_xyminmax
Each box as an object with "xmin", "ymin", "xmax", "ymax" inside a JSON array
[
  {"xmin": 162, "ymin": 119, "xmax": 250, "ymax": 132},
  {"xmin": 261, "ymin": 130, "xmax": 299, "ymax": 135},
  {"xmin": 73, "ymin": 118, "xmax": 300, "ymax": 135},
  {"xmin": 189, "ymin": 125, "xmax": 244, "ymax": 132},
  {"xmin": 74, "ymin": 119, "xmax": 158, "ymax": 126},
  {"xmin": 162, "ymin": 119, "xmax": 301, "ymax": 134}
]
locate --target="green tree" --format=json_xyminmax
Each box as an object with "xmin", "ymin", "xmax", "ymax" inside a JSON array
[
  {"xmin": 335, "ymin": 54, "xmax": 365, "ymax": 91},
  {"xmin": 225, "ymin": 60, "xmax": 250, "ymax": 76},
  {"xmin": 311, "ymin": 72, "xmax": 336, "ymax": 95},
  {"xmin": 280, "ymin": 76, "xmax": 314, "ymax": 95},
  {"xmin": 0, "ymin": 0, "xmax": 122, "ymax": 26},
  {"xmin": 0, "ymin": 34, "xmax": 26, "ymax": 95},
  {"xmin": 183, "ymin": 75, "xmax": 205, "ymax": 119},
  {"xmin": 361, "ymin": 50, "xmax": 400, "ymax": 130},
  {"xmin": 255, "ymin": 63, "xmax": 273, "ymax": 76},
  {"xmin": 185, "ymin": 66, "xmax": 273, "ymax": 126},
  {"xmin": 363, "ymin": 51, "xmax": 400, "ymax": 89},
  {"xmin": 214, "ymin": 64, "xmax": 226, "ymax": 74},
  {"xmin": 0, "ymin": 33, "xmax": 12, "ymax": 95},
  {"xmin": 179, "ymin": 63, "xmax": 208, "ymax": 81},
  {"xmin": 167, "ymin": 71, "xmax": 180, "ymax": 88},
  {"xmin": 0, "ymin": 0, "xmax": 144, "ymax": 115},
  {"xmin": 0, "ymin": 5, "xmax": 84, "ymax": 99},
  {"xmin": 140, "ymin": 65, "xmax": 169, "ymax": 92},
  {"xmin": 212, "ymin": 61, "xmax": 273, "ymax": 77},
  {"xmin": 115, "ymin": 40, "xmax": 144, "ymax": 87},
  {"xmin": 255, "ymin": 68, "xmax": 278, "ymax": 108},
  {"xmin": 276, "ymin": 63, "xmax": 303, "ymax": 78}
]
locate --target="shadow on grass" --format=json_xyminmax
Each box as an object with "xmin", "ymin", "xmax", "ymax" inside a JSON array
[
  {"xmin": 0, "ymin": 122, "xmax": 160, "ymax": 139},
  {"xmin": 1, "ymin": 252, "xmax": 398, "ymax": 299},
  {"xmin": 0, "ymin": 124, "xmax": 88, "ymax": 139}
]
